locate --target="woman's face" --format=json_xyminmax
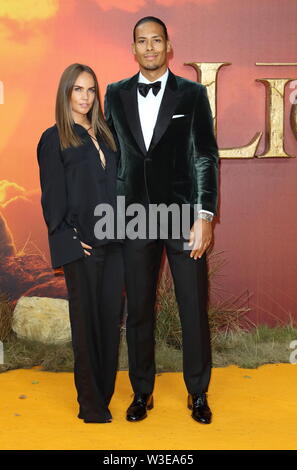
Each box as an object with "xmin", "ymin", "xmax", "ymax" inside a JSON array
[{"xmin": 70, "ymin": 71, "xmax": 96, "ymax": 119}]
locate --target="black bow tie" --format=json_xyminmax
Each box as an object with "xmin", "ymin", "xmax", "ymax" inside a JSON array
[{"xmin": 137, "ymin": 81, "xmax": 161, "ymax": 97}]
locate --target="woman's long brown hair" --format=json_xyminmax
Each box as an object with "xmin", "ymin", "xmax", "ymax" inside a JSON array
[{"xmin": 55, "ymin": 63, "xmax": 116, "ymax": 151}]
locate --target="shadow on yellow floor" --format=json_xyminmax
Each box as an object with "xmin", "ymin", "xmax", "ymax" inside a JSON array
[{"xmin": 0, "ymin": 364, "xmax": 296, "ymax": 450}]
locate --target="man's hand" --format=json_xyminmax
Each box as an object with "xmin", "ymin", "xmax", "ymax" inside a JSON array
[{"xmin": 188, "ymin": 218, "xmax": 213, "ymax": 260}]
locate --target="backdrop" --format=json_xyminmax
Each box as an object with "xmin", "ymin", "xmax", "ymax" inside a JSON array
[{"xmin": 0, "ymin": 0, "xmax": 296, "ymax": 325}]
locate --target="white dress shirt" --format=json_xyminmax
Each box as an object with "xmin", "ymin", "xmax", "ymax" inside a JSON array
[
  {"xmin": 137, "ymin": 69, "xmax": 213, "ymax": 218},
  {"xmin": 137, "ymin": 69, "xmax": 169, "ymax": 151}
]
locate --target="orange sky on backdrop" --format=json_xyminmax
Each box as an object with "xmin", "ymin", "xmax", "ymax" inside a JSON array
[{"xmin": 0, "ymin": 0, "xmax": 296, "ymax": 187}]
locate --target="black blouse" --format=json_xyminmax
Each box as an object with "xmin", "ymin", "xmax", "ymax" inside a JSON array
[{"xmin": 37, "ymin": 123, "xmax": 121, "ymax": 269}]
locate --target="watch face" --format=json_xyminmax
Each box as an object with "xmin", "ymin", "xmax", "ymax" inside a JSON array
[{"xmin": 198, "ymin": 213, "xmax": 213, "ymax": 222}]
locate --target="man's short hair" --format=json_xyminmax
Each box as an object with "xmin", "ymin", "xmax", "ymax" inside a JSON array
[{"xmin": 133, "ymin": 16, "xmax": 168, "ymax": 42}]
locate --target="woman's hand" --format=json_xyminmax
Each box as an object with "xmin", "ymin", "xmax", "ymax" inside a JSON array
[
  {"xmin": 80, "ymin": 241, "xmax": 93, "ymax": 256},
  {"xmin": 73, "ymin": 228, "xmax": 92, "ymax": 256}
]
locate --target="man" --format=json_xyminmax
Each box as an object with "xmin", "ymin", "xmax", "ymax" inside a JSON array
[{"xmin": 104, "ymin": 16, "xmax": 219, "ymax": 424}]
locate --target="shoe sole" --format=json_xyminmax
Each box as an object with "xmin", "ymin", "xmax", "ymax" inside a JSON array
[
  {"xmin": 191, "ymin": 415, "xmax": 211, "ymax": 424},
  {"xmin": 126, "ymin": 414, "xmax": 147, "ymax": 422}
]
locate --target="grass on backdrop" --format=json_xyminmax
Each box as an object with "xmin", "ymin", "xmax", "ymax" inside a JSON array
[
  {"xmin": 1, "ymin": 252, "xmax": 296, "ymax": 373},
  {"xmin": 1, "ymin": 324, "xmax": 296, "ymax": 373}
]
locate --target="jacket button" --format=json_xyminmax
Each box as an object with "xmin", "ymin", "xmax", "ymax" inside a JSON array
[{"xmin": 73, "ymin": 236, "xmax": 77, "ymax": 239}]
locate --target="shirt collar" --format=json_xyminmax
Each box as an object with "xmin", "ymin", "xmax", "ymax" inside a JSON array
[{"xmin": 138, "ymin": 68, "xmax": 169, "ymax": 87}]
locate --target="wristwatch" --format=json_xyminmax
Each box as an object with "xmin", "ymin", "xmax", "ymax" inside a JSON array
[{"xmin": 197, "ymin": 212, "xmax": 213, "ymax": 222}]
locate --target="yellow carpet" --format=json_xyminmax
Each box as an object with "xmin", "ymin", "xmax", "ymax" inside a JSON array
[{"xmin": 0, "ymin": 364, "xmax": 296, "ymax": 450}]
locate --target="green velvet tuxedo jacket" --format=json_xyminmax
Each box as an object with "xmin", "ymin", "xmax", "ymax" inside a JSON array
[{"xmin": 104, "ymin": 69, "xmax": 219, "ymax": 216}]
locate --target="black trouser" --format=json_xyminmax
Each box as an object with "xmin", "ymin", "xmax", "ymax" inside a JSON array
[
  {"xmin": 63, "ymin": 242, "xmax": 124, "ymax": 422},
  {"xmin": 123, "ymin": 237, "xmax": 212, "ymax": 396}
]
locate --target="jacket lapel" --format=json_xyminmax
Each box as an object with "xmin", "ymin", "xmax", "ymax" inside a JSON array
[
  {"xmin": 119, "ymin": 73, "xmax": 147, "ymax": 156},
  {"xmin": 148, "ymin": 70, "xmax": 181, "ymax": 152},
  {"xmin": 119, "ymin": 70, "xmax": 181, "ymax": 156}
]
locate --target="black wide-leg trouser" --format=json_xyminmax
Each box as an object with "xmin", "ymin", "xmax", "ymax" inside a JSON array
[
  {"xmin": 63, "ymin": 242, "xmax": 124, "ymax": 422},
  {"xmin": 123, "ymin": 237, "xmax": 212, "ymax": 396}
]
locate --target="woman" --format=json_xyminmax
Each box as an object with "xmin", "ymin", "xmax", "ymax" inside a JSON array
[{"xmin": 37, "ymin": 63, "xmax": 124, "ymax": 423}]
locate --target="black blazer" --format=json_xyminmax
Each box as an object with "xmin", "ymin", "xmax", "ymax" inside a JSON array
[
  {"xmin": 37, "ymin": 123, "xmax": 119, "ymax": 269},
  {"xmin": 104, "ymin": 69, "xmax": 219, "ymax": 217}
]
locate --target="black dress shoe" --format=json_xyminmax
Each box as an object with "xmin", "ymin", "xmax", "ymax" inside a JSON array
[
  {"xmin": 188, "ymin": 393, "xmax": 212, "ymax": 424},
  {"xmin": 126, "ymin": 393, "xmax": 154, "ymax": 422}
]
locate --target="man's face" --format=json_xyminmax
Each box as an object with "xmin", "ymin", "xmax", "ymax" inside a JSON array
[{"xmin": 132, "ymin": 21, "xmax": 171, "ymax": 72}]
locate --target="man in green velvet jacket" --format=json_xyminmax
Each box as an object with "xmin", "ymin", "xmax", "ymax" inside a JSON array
[{"xmin": 104, "ymin": 16, "xmax": 219, "ymax": 424}]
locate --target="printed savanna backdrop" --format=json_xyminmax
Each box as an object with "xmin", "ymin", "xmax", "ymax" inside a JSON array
[{"xmin": 0, "ymin": 0, "xmax": 296, "ymax": 323}]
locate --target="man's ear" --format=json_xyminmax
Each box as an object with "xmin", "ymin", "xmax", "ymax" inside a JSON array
[
  {"xmin": 166, "ymin": 40, "xmax": 172, "ymax": 53},
  {"xmin": 132, "ymin": 42, "xmax": 136, "ymax": 55}
]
